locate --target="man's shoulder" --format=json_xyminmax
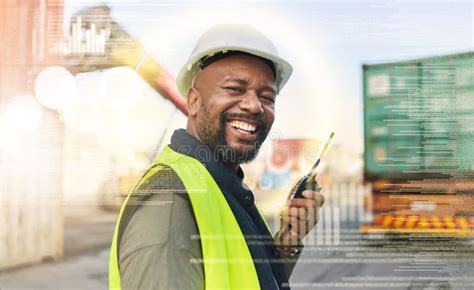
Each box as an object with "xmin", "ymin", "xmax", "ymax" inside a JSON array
[
  {"xmin": 136, "ymin": 164, "xmax": 186, "ymax": 196},
  {"xmin": 118, "ymin": 165, "xmax": 200, "ymax": 262},
  {"xmin": 118, "ymin": 165, "xmax": 187, "ymax": 227}
]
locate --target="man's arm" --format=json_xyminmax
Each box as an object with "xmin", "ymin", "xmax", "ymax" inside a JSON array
[{"xmin": 118, "ymin": 169, "xmax": 204, "ymax": 290}]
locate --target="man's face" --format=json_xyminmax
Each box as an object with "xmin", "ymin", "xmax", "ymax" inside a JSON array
[{"xmin": 187, "ymin": 54, "xmax": 277, "ymax": 166}]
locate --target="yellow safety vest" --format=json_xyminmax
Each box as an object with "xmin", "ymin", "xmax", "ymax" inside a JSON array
[{"xmin": 109, "ymin": 145, "xmax": 265, "ymax": 290}]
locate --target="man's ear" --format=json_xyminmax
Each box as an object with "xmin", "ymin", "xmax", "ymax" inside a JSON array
[{"xmin": 187, "ymin": 87, "xmax": 201, "ymax": 117}]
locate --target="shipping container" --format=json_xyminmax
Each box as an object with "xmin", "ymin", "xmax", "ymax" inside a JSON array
[
  {"xmin": 0, "ymin": 0, "xmax": 65, "ymax": 269},
  {"xmin": 362, "ymin": 51, "xmax": 474, "ymax": 237},
  {"xmin": 364, "ymin": 52, "xmax": 474, "ymax": 182}
]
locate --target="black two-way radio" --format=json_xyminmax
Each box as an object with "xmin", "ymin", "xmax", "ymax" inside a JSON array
[{"xmin": 280, "ymin": 132, "xmax": 335, "ymax": 241}]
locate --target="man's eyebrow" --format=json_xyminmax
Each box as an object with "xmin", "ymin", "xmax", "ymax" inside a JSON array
[
  {"xmin": 221, "ymin": 77, "xmax": 277, "ymax": 94},
  {"xmin": 221, "ymin": 76, "xmax": 250, "ymax": 85}
]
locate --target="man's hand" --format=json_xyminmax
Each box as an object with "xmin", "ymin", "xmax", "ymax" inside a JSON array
[{"xmin": 274, "ymin": 188, "xmax": 325, "ymax": 255}]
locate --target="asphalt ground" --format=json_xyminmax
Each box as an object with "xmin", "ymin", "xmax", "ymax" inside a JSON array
[
  {"xmin": 0, "ymin": 206, "xmax": 472, "ymax": 289},
  {"xmin": 290, "ymin": 231, "xmax": 474, "ymax": 289}
]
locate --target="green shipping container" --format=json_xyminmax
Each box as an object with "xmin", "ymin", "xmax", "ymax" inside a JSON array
[{"xmin": 363, "ymin": 51, "xmax": 474, "ymax": 181}]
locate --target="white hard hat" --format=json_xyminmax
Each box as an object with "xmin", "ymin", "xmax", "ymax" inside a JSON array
[{"xmin": 176, "ymin": 24, "xmax": 293, "ymax": 98}]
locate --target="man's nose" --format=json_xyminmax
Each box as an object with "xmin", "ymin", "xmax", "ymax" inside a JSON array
[{"xmin": 239, "ymin": 90, "xmax": 263, "ymax": 114}]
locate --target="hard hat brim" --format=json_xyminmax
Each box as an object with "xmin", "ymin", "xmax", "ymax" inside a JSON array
[{"xmin": 176, "ymin": 46, "xmax": 293, "ymax": 98}]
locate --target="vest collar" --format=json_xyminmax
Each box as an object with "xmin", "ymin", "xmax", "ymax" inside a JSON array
[{"xmin": 169, "ymin": 128, "xmax": 255, "ymax": 210}]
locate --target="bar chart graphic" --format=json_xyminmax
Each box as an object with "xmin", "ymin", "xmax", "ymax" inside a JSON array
[{"xmin": 49, "ymin": 17, "xmax": 110, "ymax": 55}]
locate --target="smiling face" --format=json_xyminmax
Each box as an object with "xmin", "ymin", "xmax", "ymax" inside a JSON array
[{"xmin": 186, "ymin": 53, "xmax": 277, "ymax": 170}]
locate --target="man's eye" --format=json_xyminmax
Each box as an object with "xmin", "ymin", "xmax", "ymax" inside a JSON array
[
  {"xmin": 225, "ymin": 86, "xmax": 243, "ymax": 93},
  {"xmin": 261, "ymin": 95, "xmax": 275, "ymax": 103}
]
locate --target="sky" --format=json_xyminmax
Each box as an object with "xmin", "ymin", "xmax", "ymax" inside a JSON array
[{"xmin": 64, "ymin": 0, "xmax": 474, "ymax": 153}]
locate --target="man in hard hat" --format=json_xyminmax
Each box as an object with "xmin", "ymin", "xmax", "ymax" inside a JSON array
[{"xmin": 109, "ymin": 24, "xmax": 325, "ymax": 290}]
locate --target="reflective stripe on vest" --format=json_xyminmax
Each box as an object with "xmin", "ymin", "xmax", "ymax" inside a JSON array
[{"xmin": 109, "ymin": 145, "xmax": 263, "ymax": 290}]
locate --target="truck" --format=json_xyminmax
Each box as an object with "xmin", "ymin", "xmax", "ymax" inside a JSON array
[{"xmin": 361, "ymin": 51, "xmax": 474, "ymax": 237}]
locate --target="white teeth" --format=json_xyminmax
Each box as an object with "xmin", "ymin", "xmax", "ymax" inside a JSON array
[{"xmin": 229, "ymin": 120, "xmax": 257, "ymax": 132}]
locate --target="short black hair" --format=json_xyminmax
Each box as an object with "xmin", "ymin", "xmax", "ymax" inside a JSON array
[{"xmin": 198, "ymin": 50, "xmax": 277, "ymax": 80}]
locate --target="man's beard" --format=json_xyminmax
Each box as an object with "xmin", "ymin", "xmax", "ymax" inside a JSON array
[{"xmin": 196, "ymin": 107, "xmax": 269, "ymax": 165}]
